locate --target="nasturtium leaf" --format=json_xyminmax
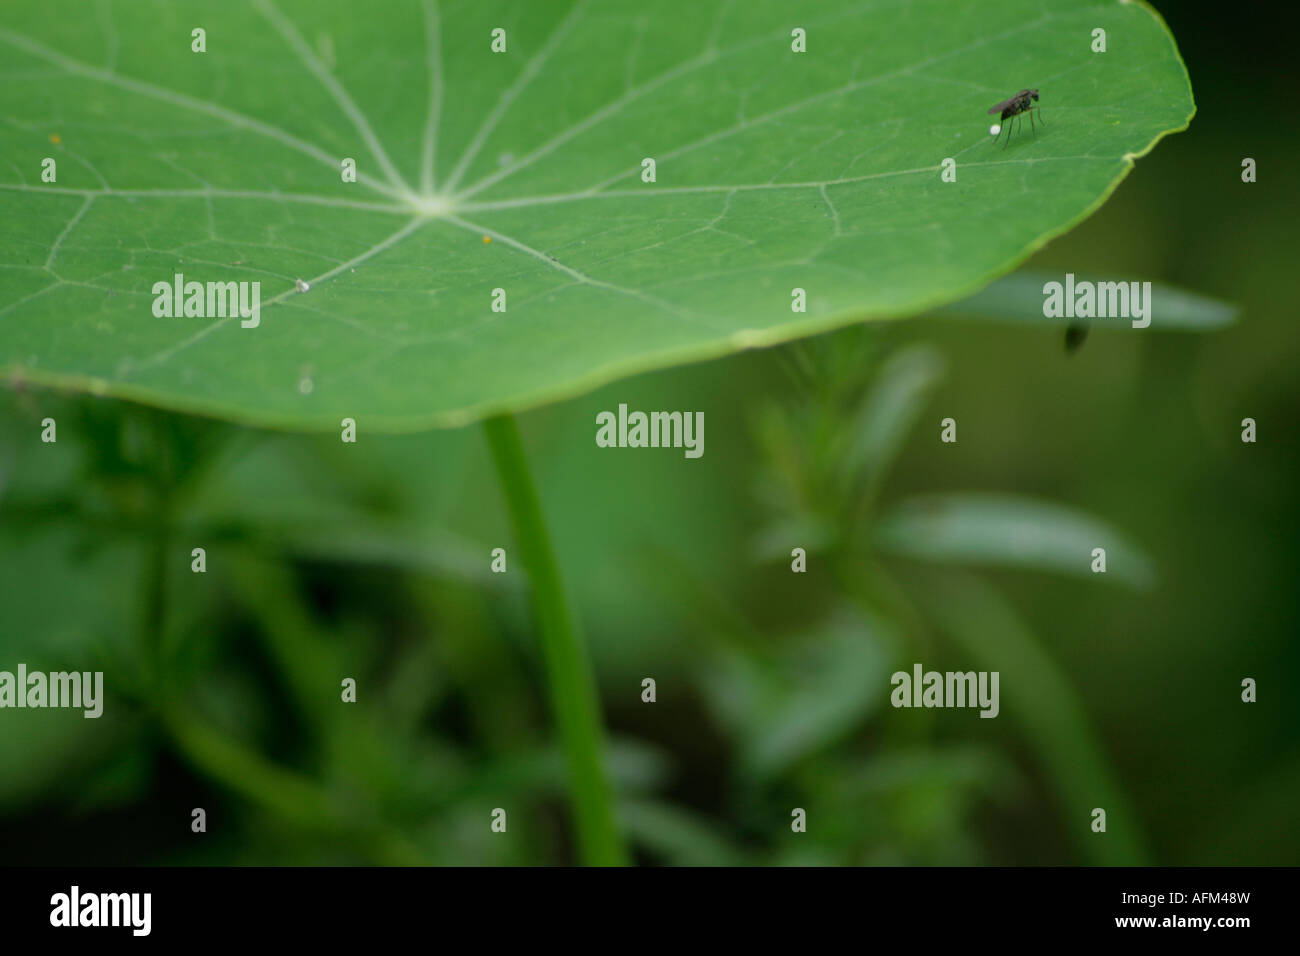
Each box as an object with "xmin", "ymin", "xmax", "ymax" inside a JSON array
[{"xmin": 0, "ymin": 0, "xmax": 1193, "ymax": 430}]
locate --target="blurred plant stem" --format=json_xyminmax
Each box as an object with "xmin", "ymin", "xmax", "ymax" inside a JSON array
[{"xmin": 482, "ymin": 414, "xmax": 627, "ymax": 866}]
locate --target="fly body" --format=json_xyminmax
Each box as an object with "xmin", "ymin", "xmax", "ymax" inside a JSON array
[{"xmin": 988, "ymin": 88, "xmax": 1043, "ymax": 147}]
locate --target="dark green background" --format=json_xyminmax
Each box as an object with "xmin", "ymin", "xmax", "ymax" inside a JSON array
[{"xmin": 1, "ymin": 1, "xmax": 1295, "ymax": 865}]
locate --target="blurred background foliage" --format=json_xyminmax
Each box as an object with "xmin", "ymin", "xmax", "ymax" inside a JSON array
[{"xmin": 1, "ymin": 1, "xmax": 1296, "ymax": 865}]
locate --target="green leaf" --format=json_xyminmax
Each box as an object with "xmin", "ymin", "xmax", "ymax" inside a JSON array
[
  {"xmin": 620, "ymin": 798, "xmax": 748, "ymax": 866},
  {"xmin": 933, "ymin": 270, "xmax": 1239, "ymax": 330},
  {"xmin": 0, "ymin": 0, "xmax": 1193, "ymax": 430},
  {"xmin": 875, "ymin": 492, "xmax": 1155, "ymax": 587},
  {"xmin": 708, "ymin": 607, "xmax": 897, "ymax": 780},
  {"xmin": 920, "ymin": 570, "xmax": 1149, "ymax": 865},
  {"xmin": 842, "ymin": 344, "xmax": 945, "ymax": 494}
]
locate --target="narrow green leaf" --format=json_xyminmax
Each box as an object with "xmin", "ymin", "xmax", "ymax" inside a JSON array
[
  {"xmin": 921, "ymin": 570, "xmax": 1150, "ymax": 865},
  {"xmin": 620, "ymin": 799, "xmax": 748, "ymax": 866},
  {"xmin": 842, "ymin": 345, "xmax": 945, "ymax": 493},
  {"xmin": 876, "ymin": 492, "xmax": 1155, "ymax": 587},
  {"xmin": 710, "ymin": 608, "xmax": 897, "ymax": 780},
  {"xmin": 932, "ymin": 270, "xmax": 1239, "ymax": 329}
]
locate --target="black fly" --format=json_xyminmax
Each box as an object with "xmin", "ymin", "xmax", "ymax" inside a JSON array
[
  {"xmin": 1064, "ymin": 321, "xmax": 1089, "ymax": 354},
  {"xmin": 988, "ymin": 89, "xmax": 1042, "ymax": 148}
]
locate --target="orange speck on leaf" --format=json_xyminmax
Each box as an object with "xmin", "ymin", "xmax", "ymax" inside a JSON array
[
  {"xmin": 482, "ymin": 236, "xmax": 491, "ymax": 244},
  {"xmin": 49, "ymin": 134, "xmax": 61, "ymax": 145}
]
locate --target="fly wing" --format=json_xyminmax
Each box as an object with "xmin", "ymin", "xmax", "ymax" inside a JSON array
[{"xmin": 988, "ymin": 96, "xmax": 1015, "ymax": 114}]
